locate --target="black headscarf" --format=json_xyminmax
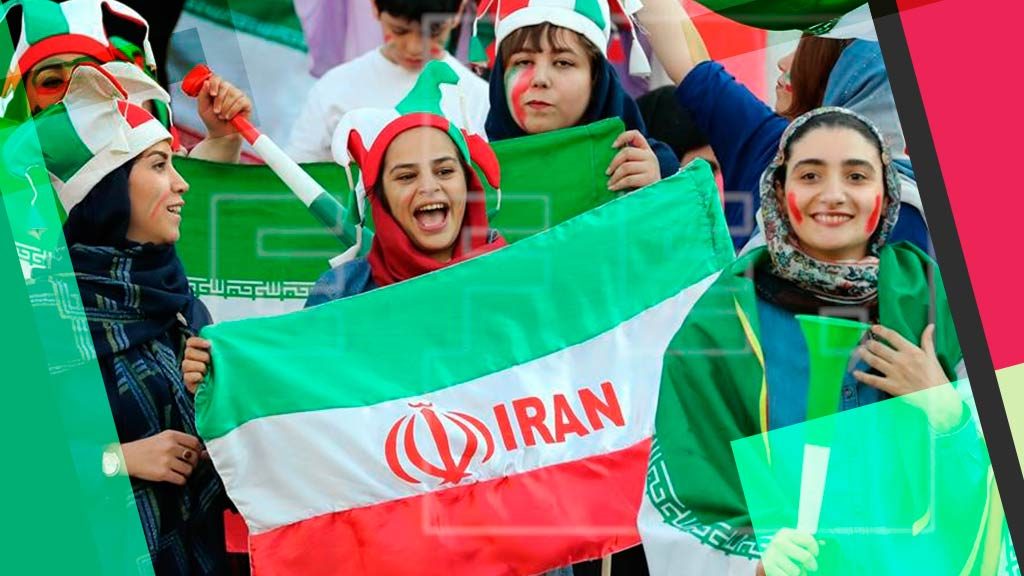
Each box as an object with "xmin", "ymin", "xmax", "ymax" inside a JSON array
[
  {"xmin": 60, "ymin": 162, "xmax": 226, "ymax": 574},
  {"xmin": 486, "ymin": 57, "xmax": 680, "ymax": 178},
  {"xmin": 63, "ymin": 163, "xmax": 197, "ymax": 358}
]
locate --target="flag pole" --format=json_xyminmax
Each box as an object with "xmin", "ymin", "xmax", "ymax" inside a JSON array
[{"xmin": 181, "ymin": 64, "xmax": 371, "ymax": 251}]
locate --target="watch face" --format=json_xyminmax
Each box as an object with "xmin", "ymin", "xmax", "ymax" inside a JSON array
[{"xmin": 102, "ymin": 450, "xmax": 120, "ymax": 477}]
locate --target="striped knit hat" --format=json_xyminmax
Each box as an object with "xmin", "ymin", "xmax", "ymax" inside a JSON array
[
  {"xmin": 333, "ymin": 60, "xmax": 499, "ymax": 199},
  {"xmin": 3, "ymin": 63, "xmax": 171, "ymax": 214},
  {"xmin": 330, "ymin": 61, "xmax": 501, "ymax": 261},
  {"xmin": 1, "ymin": 0, "xmax": 154, "ymax": 98},
  {"xmin": 471, "ymin": 0, "xmax": 649, "ymax": 75}
]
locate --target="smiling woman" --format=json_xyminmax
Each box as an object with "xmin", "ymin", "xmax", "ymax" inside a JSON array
[
  {"xmin": 645, "ymin": 107, "xmax": 972, "ymax": 575},
  {"xmin": 16, "ymin": 65, "xmax": 233, "ymax": 574},
  {"xmin": 376, "ymin": 126, "xmax": 470, "ymax": 263},
  {"xmin": 298, "ymin": 61, "xmax": 507, "ymax": 304},
  {"xmin": 125, "ymin": 142, "xmax": 190, "ymax": 245},
  {"xmin": 770, "ymin": 112, "xmax": 887, "ymax": 263}
]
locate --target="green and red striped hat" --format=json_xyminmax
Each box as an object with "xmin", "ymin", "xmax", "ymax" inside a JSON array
[
  {"xmin": 1, "ymin": 0, "xmax": 154, "ymax": 97},
  {"xmin": 471, "ymin": 0, "xmax": 649, "ymax": 75},
  {"xmin": 332, "ymin": 60, "xmax": 500, "ymax": 196},
  {"xmin": 3, "ymin": 63, "xmax": 171, "ymax": 214}
]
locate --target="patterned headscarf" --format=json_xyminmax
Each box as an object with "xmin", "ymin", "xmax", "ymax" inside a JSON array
[{"xmin": 759, "ymin": 106, "xmax": 901, "ymax": 304}]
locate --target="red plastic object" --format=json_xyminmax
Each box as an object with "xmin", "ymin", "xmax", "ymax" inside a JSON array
[
  {"xmin": 181, "ymin": 64, "xmax": 213, "ymax": 97},
  {"xmin": 179, "ymin": 63, "xmax": 260, "ymax": 144}
]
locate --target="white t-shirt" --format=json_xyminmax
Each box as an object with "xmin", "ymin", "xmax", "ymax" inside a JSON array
[{"xmin": 286, "ymin": 49, "xmax": 490, "ymax": 163}]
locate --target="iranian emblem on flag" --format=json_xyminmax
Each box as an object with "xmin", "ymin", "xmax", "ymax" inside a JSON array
[{"xmin": 386, "ymin": 383, "xmax": 625, "ymax": 486}]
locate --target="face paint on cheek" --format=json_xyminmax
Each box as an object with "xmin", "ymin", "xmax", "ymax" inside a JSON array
[
  {"xmin": 429, "ymin": 44, "xmax": 442, "ymax": 57},
  {"xmin": 507, "ymin": 67, "xmax": 534, "ymax": 125},
  {"xmin": 147, "ymin": 190, "xmax": 173, "ymax": 220},
  {"xmin": 865, "ymin": 193, "xmax": 883, "ymax": 234},
  {"xmin": 786, "ymin": 191, "xmax": 804, "ymax": 225}
]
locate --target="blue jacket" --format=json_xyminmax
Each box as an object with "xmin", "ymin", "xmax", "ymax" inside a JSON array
[{"xmin": 305, "ymin": 257, "xmax": 377, "ymax": 307}]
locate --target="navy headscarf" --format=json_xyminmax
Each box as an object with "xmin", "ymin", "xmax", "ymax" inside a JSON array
[
  {"xmin": 486, "ymin": 57, "xmax": 680, "ymax": 178},
  {"xmin": 63, "ymin": 164, "xmax": 200, "ymax": 358},
  {"xmin": 61, "ymin": 163, "xmax": 226, "ymax": 575}
]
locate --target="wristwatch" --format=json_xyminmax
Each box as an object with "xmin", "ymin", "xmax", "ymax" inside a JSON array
[{"xmin": 102, "ymin": 444, "xmax": 125, "ymax": 477}]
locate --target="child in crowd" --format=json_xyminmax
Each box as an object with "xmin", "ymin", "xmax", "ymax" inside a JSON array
[{"xmin": 287, "ymin": 0, "xmax": 490, "ymax": 162}]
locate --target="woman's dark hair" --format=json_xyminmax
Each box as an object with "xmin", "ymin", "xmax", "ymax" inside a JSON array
[
  {"xmin": 636, "ymin": 86, "xmax": 707, "ymax": 160},
  {"xmin": 373, "ymin": 0, "xmax": 463, "ymax": 24},
  {"xmin": 773, "ymin": 110, "xmax": 883, "ymax": 188},
  {"xmin": 498, "ymin": 23, "xmax": 602, "ymax": 88},
  {"xmin": 781, "ymin": 35, "xmax": 853, "ymax": 119}
]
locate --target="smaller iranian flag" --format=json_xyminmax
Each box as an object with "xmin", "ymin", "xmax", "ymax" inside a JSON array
[{"xmin": 197, "ymin": 161, "xmax": 732, "ymax": 575}]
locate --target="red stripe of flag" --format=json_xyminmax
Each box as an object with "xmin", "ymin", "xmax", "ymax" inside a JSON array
[{"xmin": 249, "ymin": 439, "xmax": 652, "ymax": 575}]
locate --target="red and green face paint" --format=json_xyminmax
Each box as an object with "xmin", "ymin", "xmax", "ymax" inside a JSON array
[
  {"xmin": 505, "ymin": 65, "xmax": 534, "ymax": 126},
  {"xmin": 781, "ymin": 71, "xmax": 792, "ymax": 93}
]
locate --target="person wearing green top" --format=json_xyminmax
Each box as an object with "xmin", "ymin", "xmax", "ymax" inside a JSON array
[{"xmin": 645, "ymin": 107, "xmax": 1008, "ymax": 575}]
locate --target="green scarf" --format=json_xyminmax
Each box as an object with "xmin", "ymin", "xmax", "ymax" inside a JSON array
[{"xmin": 649, "ymin": 241, "xmax": 962, "ymax": 558}]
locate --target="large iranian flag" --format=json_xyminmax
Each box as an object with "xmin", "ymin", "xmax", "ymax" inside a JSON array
[
  {"xmin": 176, "ymin": 118, "xmax": 625, "ymax": 322},
  {"xmin": 195, "ymin": 161, "xmax": 732, "ymax": 574}
]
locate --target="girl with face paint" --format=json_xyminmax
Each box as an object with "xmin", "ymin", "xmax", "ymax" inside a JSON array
[
  {"xmin": 648, "ymin": 108, "xmax": 985, "ymax": 576},
  {"xmin": 636, "ymin": 0, "xmax": 929, "ymax": 254},
  {"xmin": 483, "ymin": 8, "xmax": 681, "ymax": 193},
  {"xmin": 771, "ymin": 110, "xmax": 887, "ymax": 262}
]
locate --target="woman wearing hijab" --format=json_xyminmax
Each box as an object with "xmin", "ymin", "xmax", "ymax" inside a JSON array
[
  {"xmin": 24, "ymin": 65, "xmax": 229, "ymax": 575},
  {"xmin": 637, "ymin": 0, "xmax": 927, "ymax": 252},
  {"xmin": 182, "ymin": 62, "xmax": 507, "ymax": 381},
  {"xmin": 481, "ymin": 0, "xmax": 679, "ymax": 191},
  {"xmin": 303, "ymin": 65, "xmax": 507, "ymax": 303},
  {"xmin": 647, "ymin": 108, "xmax": 991, "ymax": 575}
]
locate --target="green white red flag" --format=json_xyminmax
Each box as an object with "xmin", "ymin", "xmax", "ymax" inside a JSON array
[{"xmin": 196, "ymin": 162, "xmax": 732, "ymax": 574}]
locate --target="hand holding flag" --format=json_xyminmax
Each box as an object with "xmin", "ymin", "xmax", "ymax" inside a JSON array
[{"xmin": 182, "ymin": 64, "xmax": 369, "ymax": 251}]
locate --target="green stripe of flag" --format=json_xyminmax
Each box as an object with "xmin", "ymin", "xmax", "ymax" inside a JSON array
[
  {"xmin": 184, "ymin": 0, "xmax": 307, "ymax": 51},
  {"xmin": 195, "ymin": 160, "xmax": 732, "ymax": 440},
  {"xmin": 176, "ymin": 158, "xmax": 352, "ymax": 285}
]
